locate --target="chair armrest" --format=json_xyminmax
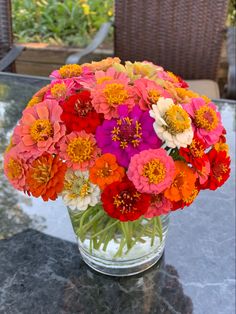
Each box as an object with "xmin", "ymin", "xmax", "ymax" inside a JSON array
[
  {"xmin": 66, "ymin": 21, "xmax": 113, "ymax": 64},
  {"xmin": 0, "ymin": 45, "xmax": 24, "ymax": 71}
]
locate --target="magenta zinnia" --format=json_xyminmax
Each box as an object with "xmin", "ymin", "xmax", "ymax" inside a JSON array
[{"xmin": 96, "ymin": 105, "xmax": 162, "ymax": 167}]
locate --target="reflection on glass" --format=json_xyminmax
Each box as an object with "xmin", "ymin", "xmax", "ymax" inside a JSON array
[{"xmin": 62, "ymin": 255, "xmax": 193, "ymax": 313}]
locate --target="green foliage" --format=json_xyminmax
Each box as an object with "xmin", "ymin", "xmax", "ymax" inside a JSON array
[
  {"xmin": 228, "ymin": 0, "xmax": 236, "ymax": 26},
  {"xmin": 12, "ymin": 0, "xmax": 114, "ymax": 47}
]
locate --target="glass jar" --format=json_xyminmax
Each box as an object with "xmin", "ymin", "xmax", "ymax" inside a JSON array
[{"xmin": 68, "ymin": 207, "xmax": 170, "ymax": 276}]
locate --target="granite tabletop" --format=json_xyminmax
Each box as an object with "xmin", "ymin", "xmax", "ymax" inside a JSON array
[{"xmin": 0, "ymin": 73, "xmax": 235, "ymax": 314}]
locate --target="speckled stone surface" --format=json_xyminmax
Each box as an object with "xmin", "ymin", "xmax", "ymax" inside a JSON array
[{"xmin": 0, "ymin": 74, "xmax": 235, "ymax": 314}]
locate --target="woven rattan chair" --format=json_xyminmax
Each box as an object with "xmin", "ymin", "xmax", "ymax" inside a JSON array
[
  {"xmin": 67, "ymin": 0, "xmax": 229, "ymax": 98},
  {"xmin": 0, "ymin": 0, "xmax": 24, "ymax": 72}
]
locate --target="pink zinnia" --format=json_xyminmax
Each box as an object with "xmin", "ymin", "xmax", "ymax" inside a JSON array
[
  {"xmin": 91, "ymin": 69, "xmax": 135, "ymax": 119},
  {"xmin": 127, "ymin": 148, "xmax": 175, "ymax": 194},
  {"xmin": 144, "ymin": 193, "xmax": 172, "ymax": 218},
  {"xmin": 44, "ymin": 79, "xmax": 75, "ymax": 102},
  {"xmin": 59, "ymin": 130, "xmax": 101, "ymax": 171},
  {"xmin": 134, "ymin": 78, "xmax": 171, "ymax": 110},
  {"xmin": 182, "ymin": 98, "xmax": 223, "ymax": 147},
  {"xmin": 4, "ymin": 147, "xmax": 29, "ymax": 191},
  {"xmin": 13, "ymin": 100, "xmax": 66, "ymax": 160}
]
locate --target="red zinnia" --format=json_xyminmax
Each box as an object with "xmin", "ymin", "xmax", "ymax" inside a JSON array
[
  {"xmin": 101, "ymin": 178, "xmax": 151, "ymax": 221},
  {"xmin": 202, "ymin": 149, "xmax": 231, "ymax": 190},
  {"xmin": 179, "ymin": 135, "xmax": 208, "ymax": 170},
  {"xmin": 60, "ymin": 90, "xmax": 103, "ymax": 134}
]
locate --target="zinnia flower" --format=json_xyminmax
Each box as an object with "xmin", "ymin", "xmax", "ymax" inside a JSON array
[
  {"xmin": 113, "ymin": 61, "xmax": 162, "ymax": 83},
  {"xmin": 144, "ymin": 193, "xmax": 172, "ymax": 218},
  {"xmin": 101, "ymin": 177, "xmax": 151, "ymax": 221},
  {"xmin": 50, "ymin": 64, "xmax": 83, "ymax": 79},
  {"xmin": 96, "ymin": 105, "xmax": 162, "ymax": 167},
  {"xmin": 182, "ymin": 98, "xmax": 223, "ymax": 147},
  {"xmin": 171, "ymin": 188, "xmax": 200, "ymax": 211},
  {"xmin": 91, "ymin": 69, "xmax": 135, "ymax": 119},
  {"xmin": 26, "ymin": 84, "xmax": 51, "ymax": 108},
  {"xmin": 150, "ymin": 97, "xmax": 193, "ymax": 148},
  {"xmin": 13, "ymin": 100, "xmax": 66, "ymax": 160},
  {"xmin": 44, "ymin": 79, "xmax": 75, "ymax": 102},
  {"xmin": 61, "ymin": 169, "xmax": 100, "ymax": 211},
  {"xmin": 4, "ymin": 147, "xmax": 28, "ymax": 191},
  {"xmin": 26, "ymin": 153, "xmax": 67, "ymax": 201},
  {"xmin": 201, "ymin": 148, "xmax": 230, "ymax": 190},
  {"xmin": 60, "ymin": 90, "xmax": 103, "ymax": 134},
  {"xmin": 134, "ymin": 78, "xmax": 171, "ymax": 110},
  {"xmin": 164, "ymin": 161, "xmax": 196, "ymax": 202},
  {"xmin": 179, "ymin": 135, "xmax": 210, "ymax": 184},
  {"xmin": 89, "ymin": 153, "xmax": 125, "ymax": 190},
  {"xmin": 82, "ymin": 57, "xmax": 121, "ymax": 72},
  {"xmin": 59, "ymin": 130, "xmax": 101, "ymax": 171},
  {"xmin": 127, "ymin": 148, "xmax": 175, "ymax": 194}
]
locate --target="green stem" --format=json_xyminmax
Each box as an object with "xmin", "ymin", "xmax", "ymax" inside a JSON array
[
  {"xmin": 156, "ymin": 216, "xmax": 163, "ymax": 242},
  {"xmin": 90, "ymin": 220, "xmax": 119, "ymax": 239}
]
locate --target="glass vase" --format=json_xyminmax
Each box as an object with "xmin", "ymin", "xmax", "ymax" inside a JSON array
[{"xmin": 68, "ymin": 206, "xmax": 170, "ymax": 276}]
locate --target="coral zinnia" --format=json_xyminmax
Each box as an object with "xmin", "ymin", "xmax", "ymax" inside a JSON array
[
  {"xmin": 201, "ymin": 149, "xmax": 231, "ymax": 190},
  {"xmin": 60, "ymin": 90, "xmax": 103, "ymax": 134},
  {"xmin": 44, "ymin": 79, "xmax": 75, "ymax": 102},
  {"xmin": 150, "ymin": 97, "xmax": 193, "ymax": 148},
  {"xmin": 182, "ymin": 98, "xmax": 223, "ymax": 147},
  {"xmin": 144, "ymin": 193, "xmax": 172, "ymax": 218},
  {"xmin": 164, "ymin": 161, "xmax": 196, "ymax": 202},
  {"xmin": 96, "ymin": 105, "xmax": 162, "ymax": 167},
  {"xmin": 59, "ymin": 130, "xmax": 101, "ymax": 171},
  {"xmin": 13, "ymin": 100, "xmax": 66, "ymax": 160},
  {"xmin": 91, "ymin": 68, "xmax": 135, "ymax": 119},
  {"xmin": 89, "ymin": 153, "xmax": 125, "ymax": 190},
  {"xmin": 127, "ymin": 148, "xmax": 175, "ymax": 194},
  {"xmin": 101, "ymin": 178, "xmax": 151, "ymax": 221},
  {"xmin": 4, "ymin": 147, "xmax": 28, "ymax": 191},
  {"xmin": 26, "ymin": 153, "xmax": 67, "ymax": 201},
  {"xmin": 134, "ymin": 78, "xmax": 171, "ymax": 110}
]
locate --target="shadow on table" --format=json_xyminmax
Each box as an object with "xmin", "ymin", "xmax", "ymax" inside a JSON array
[{"xmin": 0, "ymin": 229, "xmax": 193, "ymax": 314}]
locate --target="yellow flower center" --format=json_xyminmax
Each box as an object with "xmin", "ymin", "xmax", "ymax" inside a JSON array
[
  {"xmin": 32, "ymin": 163, "xmax": 51, "ymax": 184},
  {"xmin": 59, "ymin": 64, "xmax": 82, "ymax": 78},
  {"xmin": 194, "ymin": 106, "xmax": 218, "ymax": 131},
  {"xmin": 148, "ymin": 89, "xmax": 161, "ymax": 103},
  {"xmin": 103, "ymin": 83, "xmax": 129, "ymax": 106},
  {"xmin": 30, "ymin": 119, "xmax": 53, "ymax": 142},
  {"xmin": 79, "ymin": 182, "xmax": 90, "ymax": 198},
  {"xmin": 26, "ymin": 96, "xmax": 41, "ymax": 108},
  {"xmin": 50, "ymin": 83, "xmax": 67, "ymax": 99},
  {"xmin": 113, "ymin": 191, "xmax": 141, "ymax": 212},
  {"xmin": 97, "ymin": 163, "xmax": 113, "ymax": 177},
  {"xmin": 7, "ymin": 158, "xmax": 23, "ymax": 180},
  {"xmin": 143, "ymin": 159, "xmax": 166, "ymax": 184},
  {"xmin": 189, "ymin": 139, "xmax": 205, "ymax": 158},
  {"xmin": 67, "ymin": 137, "xmax": 93, "ymax": 163},
  {"xmin": 172, "ymin": 171, "xmax": 185, "ymax": 187},
  {"xmin": 201, "ymin": 95, "xmax": 211, "ymax": 104},
  {"xmin": 164, "ymin": 105, "xmax": 190, "ymax": 134},
  {"xmin": 111, "ymin": 117, "xmax": 142, "ymax": 149}
]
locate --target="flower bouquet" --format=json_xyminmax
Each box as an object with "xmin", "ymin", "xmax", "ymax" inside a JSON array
[{"xmin": 4, "ymin": 58, "xmax": 231, "ymax": 276}]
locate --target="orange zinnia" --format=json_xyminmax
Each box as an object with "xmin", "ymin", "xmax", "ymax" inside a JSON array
[
  {"xmin": 89, "ymin": 153, "xmax": 125, "ymax": 190},
  {"xmin": 26, "ymin": 153, "xmax": 67, "ymax": 201},
  {"xmin": 164, "ymin": 161, "xmax": 196, "ymax": 202}
]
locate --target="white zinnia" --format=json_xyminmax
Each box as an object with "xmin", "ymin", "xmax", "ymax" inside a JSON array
[
  {"xmin": 149, "ymin": 97, "xmax": 193, "ymax": 148},
  {"xmin": 61, "ymin": 169, "xmax": 100, "ymax": 211}
]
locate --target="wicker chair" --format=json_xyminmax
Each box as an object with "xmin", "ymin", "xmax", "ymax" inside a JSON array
[
  {"xmin": 67, "ymin": 0, "xmax": 229, "ymax": 98},
  {"xmin": 0, "ymin": 0, "xmax": 24, "ymax": 72}
]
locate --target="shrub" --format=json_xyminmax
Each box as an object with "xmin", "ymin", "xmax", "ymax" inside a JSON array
[{"xmin": 12, "ymin": 0, "xmax": 113, "ymax": 47}]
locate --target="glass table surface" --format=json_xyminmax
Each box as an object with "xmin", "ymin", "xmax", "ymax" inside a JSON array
[{"xmin": 0, "ymin": 72, "xmax": 235, "ymax": 314}]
